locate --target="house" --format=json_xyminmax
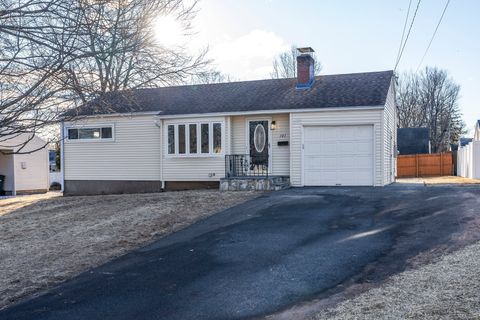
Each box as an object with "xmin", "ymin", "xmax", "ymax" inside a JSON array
[
  {"xmin": 457, "ymin": 120, "xmax": 480, "ymax": 179},
  {"xmin": 0, "ymin": 133, "xmax": 49, "ymax": 195},
  {"xmin": 397, "ymin": 128, "xmax": 430, "ymax": 155},
  {"xmin": 61, "ymin": 48, "xmax": 396, "ymax": 195},
  {"xmin": 460, "ymin": 138, "xmax": 473, "ymax": 147}
]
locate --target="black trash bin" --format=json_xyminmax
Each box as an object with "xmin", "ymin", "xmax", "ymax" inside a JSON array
[{"xmin": 0, "ymin": 175, "xmax": 5, "ymax": 196}]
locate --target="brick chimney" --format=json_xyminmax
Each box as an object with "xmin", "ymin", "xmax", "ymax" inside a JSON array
[{"xmin": 296, "ymin": 47, "xmax": 315, "ymax": 89}]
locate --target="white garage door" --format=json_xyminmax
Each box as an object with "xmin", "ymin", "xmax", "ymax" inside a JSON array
[{"xmin": 303, "ymin": 125, "xmax": 374, "ymax": 186}]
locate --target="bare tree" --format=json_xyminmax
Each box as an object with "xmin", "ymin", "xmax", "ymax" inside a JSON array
[
  {"xmin": 59, "ymin": 0, "xmax": 209, "ymax": 111},
  {"xmin": 397, "ymin": 67, "xmax": 466, "ymax": 152},
  {"xmin": 0, "ymin": 0, "xmax": 209, "ymax": 152},
  {"xmin": 0, "ymin": 0, "xmax": 79, "ymax": 151},
  {"xmin": 190, "ymin": 70, "xmax": 234, "ymax": 84},
  {"xmin": 270, "ymin": 45, "xmax": 322, "ymax": 79}
]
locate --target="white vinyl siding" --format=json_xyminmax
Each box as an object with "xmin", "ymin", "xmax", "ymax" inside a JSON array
[
  {"xmin": 383, "ymin": 81, "xmax": 396, "ymax": 184},
  {"xmin": 231, "ymin": 116, "xmax": 247, "ymax": 154},
  {"xmin": 230, "ymin": 114, "xmax": 290, "ymax": 176},
  {"xmin": 64, "ymin": 115, "xmax": 161, "ymax": 180},
  {"xmin": 0, "ymin": 134, "xmax": 49, "ymax": 192},
  {"xmin": 270, "ymin": 114, "xmax": 290, "ymax": 175},
  {"xmin": 161, "ymin": 116, "xmax": 228, "ymax": 181},
  {"xmin": 290, "ymin": 108, "xmax": 384, "ymax": 187},
  {"xmin": 14, "ymin": 147, "xmax": 49, "ymax": 191}
]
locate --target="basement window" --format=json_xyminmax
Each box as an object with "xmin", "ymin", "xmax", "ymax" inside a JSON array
[
  {"xmin": 167, "ymin": 122, "xmax": 223, "ymax": 156},
  {"xmin": 67, "ymin": 126, "xmax": 113, "ymax": 141}
]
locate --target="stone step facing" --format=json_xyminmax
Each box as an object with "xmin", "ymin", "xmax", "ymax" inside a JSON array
[{"xmin": 220, "ymin": 176, "xmax": 290, "ymax": 191}]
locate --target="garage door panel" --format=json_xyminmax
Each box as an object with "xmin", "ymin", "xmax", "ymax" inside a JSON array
[
  {"xmin": 337, "ymin": 156, "xmax": 372, "ymax": 168},
  {"xmin": 303, "ymin": 125, "xmax": 374, "ymax": 186},
  {"xmin": 355, "ymin": 126, "xmax": 373, "ymax": 136},
  {"xmin": 337, "ymin": 170, "xmax": 372, "ymax": 186},
  {"xmin": 304, "ymin": 127, "xmax": 336, "ymax": 141},
  {"xmin": 338, "ymin": 144, "xmax": 372, "ymax": 155},
  {"xmin": 321, "ymin": 127, "xmax": 338, "ymax": 140},
  {"xmin": 354, "ymin": 142, "xmax": 373, "ymax": 153},
  {"xmin": 305, "ymin": 171, "xmax": 336, "ymax": 185},
  {"xmin": 305, "ymin": 156, "xmax": 338, "ymax": 170},
  {"xmin": 335, "ymin": 143, "xmax": 348, "ymax": 154},
  {"xmin": 338, "ymin": 127, "xmax": 357, "ymax": 139},
  {"xmin": 304, "ymin": 142, "xmax": 335, "ymax": 155}
]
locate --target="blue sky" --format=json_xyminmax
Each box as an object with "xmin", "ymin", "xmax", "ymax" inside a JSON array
[{"xmin": 178, "ymin": 0, "xmax": 479, "ymax": 134}]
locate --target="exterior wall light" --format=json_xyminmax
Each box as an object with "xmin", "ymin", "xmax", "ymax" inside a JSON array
[{"xmin": 270, "ymin": 121, "xmax": 277, "ymax": 130}]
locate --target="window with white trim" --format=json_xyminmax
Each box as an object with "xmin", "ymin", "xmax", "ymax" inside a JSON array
[
  {"xmin": 67, "ymin": 126, "xmax": 113, "ymax": 141},
  {"xmin": 167, "ymin": 122, "xmax": 223, "ymax": 156},
  {"xmin": 201, "ymin": 123, "xmax": 209, "ymax": 154},
  {"xmin": 168, "ymin": 125, "xmax": 175, "ymax": 154},
  {"xmin": 213, "ymin": 123, "xmax": 222, "ymax": 154},
  {"xmin": 189, "ymin": 124, "xmax": 197, "ymax": 154},
  {"xmin": 178, "ymin": 124, "xmax": 186, "ymax": 154}
]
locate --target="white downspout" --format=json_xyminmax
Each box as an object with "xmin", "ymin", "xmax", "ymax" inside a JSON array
[
  {"xmin": 155, "ymin": 118, "xmax": 165, "ymax": 190},
  {"xmin": 160, "ymin": 120, "xmax": 165, "ymax": 190},
  {"xmin": 60, "ymin": 121, "xmax": 65, "ymax": 193},
  {"xmin": 46, "ymin": 147, "xmax": 50, "ymax": 191}
]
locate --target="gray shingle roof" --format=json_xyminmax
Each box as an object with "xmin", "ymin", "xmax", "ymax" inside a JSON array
[
  {"xmin": 68, "ymin": 70, "xmax": 393, "ymax": 117},
  {"xmin": 460, "ymin": 138, "xmax": 473, "ymax": 147}
]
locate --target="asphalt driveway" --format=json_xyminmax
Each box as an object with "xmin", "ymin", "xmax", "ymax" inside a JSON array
[{"xmin": 2, "ymin": 185, "xmax": 480, "ymax": 320}]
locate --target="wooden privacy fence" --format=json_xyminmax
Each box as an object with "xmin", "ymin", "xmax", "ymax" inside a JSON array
[{"xmin": 397, "ymin": 152, "xmax": 453, "ymax": 178}]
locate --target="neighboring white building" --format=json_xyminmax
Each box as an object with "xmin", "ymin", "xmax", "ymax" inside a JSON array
[
  {"xmin": 0, "ymin": 133, "xmax": 49, "ymax": 195},
  {"xmin": 61, "ymin": 49, "xmax": 397, "ymax": 195},
  {"xmin": 458, "ymin": 121, "xmax": 480, "ymax": 179},
  {"xmin": 475, "ymin": 120, "xmax": 480, "ymax": 141}
]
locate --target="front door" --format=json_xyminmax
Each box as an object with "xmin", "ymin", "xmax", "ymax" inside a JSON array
[{"xmin": 248, "ymin": 120, "xmax": 269, "ymax": 174}]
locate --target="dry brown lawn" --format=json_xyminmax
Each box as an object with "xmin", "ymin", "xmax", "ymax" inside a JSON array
[
  {"xmin": 313, "ymin": 240, "xmax": 480, "ymax": 320},
  {"xmin": 0, "ymin": 190, "xmax": 257, "ymax": 309},
  {"xmin": 396, "ymin": 176, "xmax": 480, "ymax": 185}
]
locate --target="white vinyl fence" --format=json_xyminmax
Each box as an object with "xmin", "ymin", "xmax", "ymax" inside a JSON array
[{"xmin": 458, "ymin": 141, "xmax": 480, "ymax": 179}]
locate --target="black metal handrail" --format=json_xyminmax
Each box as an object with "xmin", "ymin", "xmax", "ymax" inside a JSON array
[{"xmin": 225, "ymin": 154, "xmax": 269, "ymax": 178}]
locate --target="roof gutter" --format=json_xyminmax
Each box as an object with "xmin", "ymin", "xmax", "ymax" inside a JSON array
[
  {"xmin": 154, "ymin": 105, "xmax": 385, "ymax": 120},
  {"xmin": 60, "ymin": 105, "xmax": 385, "ymax": 122},
  {"xmin": 60, "ymin": 111, "xmax": 160, "ymax": 121}
]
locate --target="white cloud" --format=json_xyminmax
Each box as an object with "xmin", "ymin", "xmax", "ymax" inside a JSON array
[{"xmin": 208, "ymin": 30, "xmax": 289, "ymax": 80}]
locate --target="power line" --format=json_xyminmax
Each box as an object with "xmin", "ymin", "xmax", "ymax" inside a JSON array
[
  {"xmin": 395, "ymin": 0, "xmax": 413, "ymax": 66},
  {"xmin": 415, "ymin": 0, "xmax": 451, "ymax": 72},
  {"xmin": 394, "ymin": 0, "xmax": 422, "ymax": 71}
]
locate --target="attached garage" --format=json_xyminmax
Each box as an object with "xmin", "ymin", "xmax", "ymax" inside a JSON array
[
  {"xmin": 290, "ymin": 98, "xmax": 396, "ymax": 188},
  {"xmin": 303, "ymin": 125, "xmax": 374, "ymax": 186}
]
